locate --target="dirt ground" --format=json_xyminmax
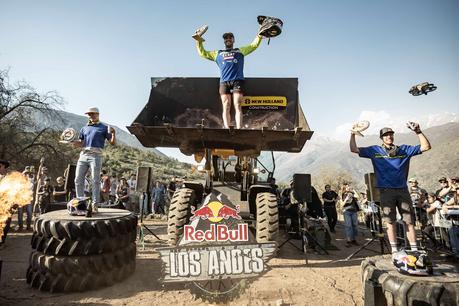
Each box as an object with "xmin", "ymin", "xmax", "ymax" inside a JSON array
[{"xmin": 0, "ymin": 215, "xmax": 384, "ymax": 306}]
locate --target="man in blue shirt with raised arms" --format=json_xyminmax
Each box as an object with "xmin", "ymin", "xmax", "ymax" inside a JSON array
[
  {"xmin": 73, "ymin": 107, "xmax": 116, "ymax": 213},
  {"xmin": 350, "ymin": 122, "xmax": 431, "ymax": 255}
]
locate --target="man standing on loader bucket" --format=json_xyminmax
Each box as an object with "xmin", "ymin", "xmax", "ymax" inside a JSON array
[
  {"xmin": 193, "ymin": 26, "xmax": 263, "ymax": 129},
  {"xmin": 350, "ymin": 122, "xmax": 431, "ymax": 256}
]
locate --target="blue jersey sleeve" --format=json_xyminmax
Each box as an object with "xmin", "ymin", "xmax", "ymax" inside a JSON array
[
  {"xmin": 401, "ymin": 144, "xmax": 422, "ymax": 157},
  {"xmin": 358, "ymin": 146, "xmax": 374, "ymax": 158}
]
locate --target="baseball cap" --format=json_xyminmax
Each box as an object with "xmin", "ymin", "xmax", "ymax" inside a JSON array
[
  {"xmin": 408, "ymin": 178, "xmax": 417, "ymax": 183},
  {"xmin": 438, "ymin": 177, "xmax": 447, "ymax": 182},
  {"xmin": 222, "ymin": 32, "xmax": 234, "ymax": 39},
  {"xmin": 451, "ymin": 176, "xmax": 459, "ymax": 181},
  {"xmin": 85, "ymin": 107, "xmax": 99, "ymax": 114},
  {"xmin": 379, "ymin": 127, "xmax": 394, "ymax": 138}
]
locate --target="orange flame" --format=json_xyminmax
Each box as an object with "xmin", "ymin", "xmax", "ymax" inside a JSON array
[{"xmin": 0, "ymin": 171, "xmax": 34, "ymax": 238}]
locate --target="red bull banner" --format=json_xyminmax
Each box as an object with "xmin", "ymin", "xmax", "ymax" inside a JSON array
[{"xmin": 157, "ymin": 191, "xmax": 276, "ymax": 285}]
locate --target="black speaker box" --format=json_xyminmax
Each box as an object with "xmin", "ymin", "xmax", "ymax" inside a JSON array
[
  {"xmin": 292, "ymin": 173, "xmax": 312, "ymax": 203},
  {"xmin": 365, "ymin": 173, "xmax": 380, "ymax": 202},
  {"xmin": 136, "ymin": 167, "xmax": 152, "ymax": 192},
  {"xmin": 64, "ymin": 164, "xmax": 76, "ymax": 191}
]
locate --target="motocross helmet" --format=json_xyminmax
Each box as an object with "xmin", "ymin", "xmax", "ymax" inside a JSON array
[
  {"xmin": 67, "ymin": 197, "xmax": 90, "ymax": 216},
  {"xmin": 257, "ymin": 15, "xmax": 283, "ymax": 38},
  {"xmin": 392, "ymin": 249, "xmax": 433, "ymax": 276}
]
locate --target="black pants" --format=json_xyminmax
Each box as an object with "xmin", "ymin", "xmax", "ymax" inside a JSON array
[{"xmin": 324, "ymin": 205, "xmax": 337, "ymax": 232}]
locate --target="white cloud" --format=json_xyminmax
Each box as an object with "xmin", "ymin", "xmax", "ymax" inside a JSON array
[{"xmin": 333, "ymin": 111, "xmax": 458, "ymax": 141}]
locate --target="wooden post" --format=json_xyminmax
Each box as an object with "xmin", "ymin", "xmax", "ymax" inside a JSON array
[{"xmin": 33, "ymin": 157, "xmax": 45, "ymax": 216}]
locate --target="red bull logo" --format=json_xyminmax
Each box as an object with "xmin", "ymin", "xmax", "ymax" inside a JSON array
[
  {"xmin": 191, "ymin": 201, "xmax": 241, "ymax": 222},
  {"xmin": 185, "ymin": 201, "xmax": 247, "ymax": 242},
  {"xmin": 402, "ymin": 255, "xmax": 418, "ymax": 267},
  {"xmin": 184, "ymin": 223, "xmax": 248, "ymax": 242}
]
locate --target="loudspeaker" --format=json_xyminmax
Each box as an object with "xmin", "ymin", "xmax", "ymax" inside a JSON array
[
  {"xmin": 64, "ymin": 164, "xmax": 76, "ymax": 191},
  {"xmin": 136, "ymin": 167, "xmax": 152, "ymax": 192},
  {"xmin": 292, "ymin": 173, "xmax": 312, "ymax": 203},
  {"xmin": 365, "ymin": 173, "xmax": 380, "ymax": 202}
]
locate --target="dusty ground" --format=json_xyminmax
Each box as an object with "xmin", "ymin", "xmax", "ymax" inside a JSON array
[{"xmin": 0, "ymin": 216, "xmax": 383, "ymax": 306}]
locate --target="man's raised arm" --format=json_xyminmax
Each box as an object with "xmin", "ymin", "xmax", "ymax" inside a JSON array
[
  {"xmin": 350, "ymin": 133, "xmax": 360, "ymax": 154},
  {"xmin": 239, "ymin": 35, "xmax": 262, "ymax": 56},
  {"xmin": 196, "ymin": 40, "xmax": 217, "ymax": 61},
  {"xmin": 407, "ymin": 122, "xmax": 431, "ymax": 152}
]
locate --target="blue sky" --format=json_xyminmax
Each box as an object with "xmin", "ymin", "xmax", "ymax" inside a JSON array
[{"xmin": 1, "ymin": 0, "xmax": 458, "ymax": 163}]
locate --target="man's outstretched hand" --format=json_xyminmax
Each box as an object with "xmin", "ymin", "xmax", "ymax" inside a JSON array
[
  {"xmin": 192, "ymin": 25, "xmax": 208, "ymax": 42},
  {"xmin": 350, "ymin": 120, "xmax": 370, "ymax": 137},
  {"xmin": 406, "ymin": 121, "xmax": 422, "ymax": 134}
]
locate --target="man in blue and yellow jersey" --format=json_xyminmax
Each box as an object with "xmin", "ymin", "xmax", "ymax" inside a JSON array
[
  {"xmin": 350, "ymin": 122, "xmax": 431, "ymax": 256},
  {"xmin": 195, "ymin": 29, "xmax": 263, "ymax": 129}
]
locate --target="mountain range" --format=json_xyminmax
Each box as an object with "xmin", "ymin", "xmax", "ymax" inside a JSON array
[{"xmin": 274, "ymin": 122, "xmax": 459, "ymax": 192}]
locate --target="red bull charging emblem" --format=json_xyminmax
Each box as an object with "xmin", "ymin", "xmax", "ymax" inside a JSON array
[
  {"xmin": 185, "ymin": 201, "xmax": 248, "ymax": 242},
  {"xmin": 157, "ymin": 190, "xmax": 276, "ymax": 303}
]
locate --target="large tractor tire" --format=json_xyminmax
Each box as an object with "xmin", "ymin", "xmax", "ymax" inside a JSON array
[
  {"xmin": 33, "ymin": 209, "xmax": 137, "ymax": 240},
  {"xmin": 27, "ymin": 209, "xmax": 138, "ymax": 293},
  {"xmin": 26, "ymin": 260, "xmax": 135, "ymax": 293},
  {"xmin": 255, "ymin": 192, "xmax": 279, "ymax": 243},
  {"xmin": 361, "ymin": 255, "xmax": 459, "ymax": 306},
  {"xmin": 31, "ymin": 230, "xmax": 136, "ymax": 256},
  {"xmin": 167, "ymin": 188, "xmax": 195, "ymax": 245},
  {"xmin": 28, "ymin": 243, "xmax": 136, "ymax": 276}
]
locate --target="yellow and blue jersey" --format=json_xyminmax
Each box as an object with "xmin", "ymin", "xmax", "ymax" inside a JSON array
[
  {"xmin": 359, "ymin": 144, "xmax": 422, "ymax": 189},
  {"xmin": 196, "ymin": 36, "xmax": 261, "ymax": 83}
]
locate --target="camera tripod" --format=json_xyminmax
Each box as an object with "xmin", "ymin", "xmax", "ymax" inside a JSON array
[
  {"xmin": 138, "ymin": 192, "xmax": 161, "ymax": 249},
  {"xmin": 345, "ymin": 202, "xmax": 390, "ymax": 261},
  {"xmin": 278, "ymin": 204, "xmax": 329, "ymax": 264}
]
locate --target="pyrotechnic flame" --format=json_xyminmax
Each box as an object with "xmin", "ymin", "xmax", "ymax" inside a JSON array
[{"xmin": 0, "ymin": 171, "xmax": 33, "ymax": 238}]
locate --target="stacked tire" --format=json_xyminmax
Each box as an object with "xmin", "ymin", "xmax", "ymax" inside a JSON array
[
  {"xmin": 361, "ymin": 255, "xmax": 459, "ymax": 306},
  {"xmin": 26, "ymin": 209, "xmax": 137, "ymax": 293}
]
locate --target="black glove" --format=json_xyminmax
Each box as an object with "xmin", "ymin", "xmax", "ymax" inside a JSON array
[{"xmin": 406, "ymin": 122, "xmax": 422, "ymax": 134}]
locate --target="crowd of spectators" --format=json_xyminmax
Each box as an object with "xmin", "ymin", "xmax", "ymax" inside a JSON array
[
  {"xmin": 7, "ymin": 161, "xmax": 183, "ymax": 230},
  {"xmin": 277, "ymin": 176, "xmax": 459, "ymax": 257},
  {"xmin": 6, "ymin": 155, "xmax": 459, "ymax": 258}
]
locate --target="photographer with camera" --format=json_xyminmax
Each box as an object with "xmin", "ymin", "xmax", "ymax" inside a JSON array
[
  {"xmin": 442, "ymin": 186, "xmax": 459, "ymax": 257},
  {"xmin": 436, "ymin": 177, "xmax": 455, "ymax": 202},
  {"xmin": 341, "ymin": 184, "xmax": 360, "ymax": 247},
  {"xmin": 350, "ymin": 122, "xmax": 431, "ymax": 255},
  {"xmin": 279, "ymin": 181, "xmax": 301, "ymax": 231}
]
